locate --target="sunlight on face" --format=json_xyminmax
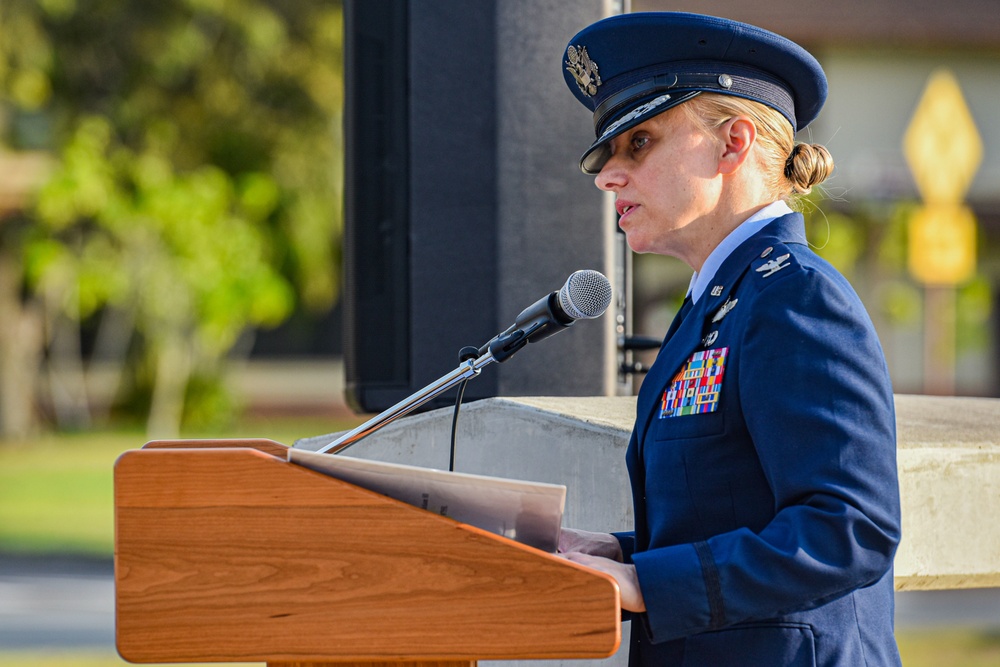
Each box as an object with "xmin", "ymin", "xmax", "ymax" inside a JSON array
[{"xmin": 594, "ymin": 105, "xmax": 726, "ymax": 265}]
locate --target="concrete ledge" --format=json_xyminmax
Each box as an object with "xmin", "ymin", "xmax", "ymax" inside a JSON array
[
  {"xmin": 298, "ymin": 396, "xmax": 636, "ymax": 533},
  {"xmin": 297, "ymin": 393, "xmax": 1000, "ymax": 592},
  {"xmin": 893, "ymin": 395, "xmax": 1000, "ymax": 590}
]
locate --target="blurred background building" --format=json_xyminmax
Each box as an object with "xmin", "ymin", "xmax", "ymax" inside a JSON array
[{"xmin": 631, "ymin": 0, "xmax": 1000, "ymax": 399}]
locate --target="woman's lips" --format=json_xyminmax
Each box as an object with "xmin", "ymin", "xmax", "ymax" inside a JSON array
[{"xmin": 616, "ymin": 199, "xmax": 637, "ymax": 221}]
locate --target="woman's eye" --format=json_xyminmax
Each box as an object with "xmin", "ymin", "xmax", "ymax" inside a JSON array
[{"xmin": 630, "ymin": 135, "xmax": 649, "ymax": 151}]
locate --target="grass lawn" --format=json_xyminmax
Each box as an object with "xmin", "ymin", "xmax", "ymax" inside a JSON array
[
  {"xmin": 896, "ymin": 629, "xmax": 1000, "ymax": 666},
  {"xmin": 0, "ymin": 416, "xmax": 359, "ymax": 555}
]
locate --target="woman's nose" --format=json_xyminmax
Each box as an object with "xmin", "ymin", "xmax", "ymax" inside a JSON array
[{"xmin": 595, "ymin": 160, "xmax": 626, "ymax": 192}]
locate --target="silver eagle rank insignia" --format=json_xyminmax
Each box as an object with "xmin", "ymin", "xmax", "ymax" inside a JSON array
[{"xmin": 756, "ymin": 253, "xmax": 791, "ymax": 278}]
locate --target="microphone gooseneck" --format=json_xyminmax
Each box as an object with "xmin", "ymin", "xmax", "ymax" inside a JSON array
[{"xmin": 317, "ymin": 269, "xmax": 611, "ymax": 455}]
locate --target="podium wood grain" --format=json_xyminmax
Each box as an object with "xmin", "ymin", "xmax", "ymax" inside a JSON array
[{"xmin": 115, "ymin": 440, "xmax": 620, "ymax": 665}]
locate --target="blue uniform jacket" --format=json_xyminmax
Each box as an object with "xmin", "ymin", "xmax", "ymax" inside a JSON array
[{"xmin": 617, "ymin": 212, "xmax": 901, "ymax": 666}]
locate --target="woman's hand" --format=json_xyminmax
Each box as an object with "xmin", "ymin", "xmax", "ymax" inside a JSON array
[
  {"xmin": 557, "ymin": 528, "xmax": 645, "ymax": 612},
  {"xmin": 558, "ymin": 527, "xmax": 624, "ymax": 561},
  {"xmin": 559, "ymin": 551, "xmax": 646, "ymax": 613}
]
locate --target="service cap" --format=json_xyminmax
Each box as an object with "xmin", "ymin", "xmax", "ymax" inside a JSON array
[{"xmin": 563, "ymin": 12, "xmax": 828, "ymax": 174}]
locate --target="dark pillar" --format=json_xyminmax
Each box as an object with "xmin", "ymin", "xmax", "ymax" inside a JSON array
[{"xmin": 344, "ymin": 0, "xmax": 618, "ymax": 413}]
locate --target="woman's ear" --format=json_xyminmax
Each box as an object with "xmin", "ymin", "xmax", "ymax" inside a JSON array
[{"xmin": 717, "ymin": 116, "xmax": 756, "ymax": 175}]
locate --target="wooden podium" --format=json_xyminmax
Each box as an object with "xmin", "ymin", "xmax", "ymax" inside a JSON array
[{"xmin": 114, "ymin": 439, "xmax": 621, "ymax": 666}]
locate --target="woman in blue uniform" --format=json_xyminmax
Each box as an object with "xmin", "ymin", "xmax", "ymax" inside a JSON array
[{"xmin": 557, "ymin": 13, "xmax": 901, "ymax": 667}]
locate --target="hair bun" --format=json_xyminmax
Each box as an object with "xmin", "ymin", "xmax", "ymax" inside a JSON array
[{"xmin": 784, "ymin": 142, "xmax": 834, "ymax": 194}]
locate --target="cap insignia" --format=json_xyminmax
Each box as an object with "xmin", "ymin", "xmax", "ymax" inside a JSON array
[{"xmin": 566, "ymin": 45, "xmax": 602, "ymax": 97}]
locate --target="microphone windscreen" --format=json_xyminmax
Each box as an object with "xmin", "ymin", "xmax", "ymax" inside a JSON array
[{"xmin": 559, "ymin": 270, "xmax": 612, "ymax": 320}]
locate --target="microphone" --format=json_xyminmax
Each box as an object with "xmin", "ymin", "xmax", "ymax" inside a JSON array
[
  {"xmin": 316, "ymin": 270, "xmax": 612, "ymax": 455},
  {"xmin": 482, "ymin": 269, "xmax": 612, "ymax": 362}
]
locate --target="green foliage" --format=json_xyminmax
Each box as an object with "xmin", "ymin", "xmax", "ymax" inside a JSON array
[
  {"xmin": 0, "ymin": 0, "xmax": 343, "ymax": 434},
  {"xmin": 956, "ymin": 276, "xmax": 993, "ymax": 352},
  {"xmin": 807, "ymin": 209, "xmax": 864, "ymax": 275},
  {"xmin": 878, "ymin": 280, "xmax": 923, "ymax": 327},
  {"xmin": 32, "ymin": 116, "xmax": 295, "ymax": 350},
  {"xmin": 803, "ymin": 199, "xmax": 994, "ymax": 382},
  {"xmin": 182, "ymin": 372, "xmax": 242, "ymax": 432}
]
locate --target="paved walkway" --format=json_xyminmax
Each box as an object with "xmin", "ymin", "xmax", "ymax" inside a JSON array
[
  {"xmin": 1, "ymin": 553, "xmax": 998, "ymax": 651},
  {"xmin": 0, "ymin": 554, "xmax": 113, "ymax": 649}
]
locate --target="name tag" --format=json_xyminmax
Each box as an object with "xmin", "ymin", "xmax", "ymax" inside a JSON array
[{"xmin": 659, "ymin": 347, "xmax": 729, "ymax": 418}]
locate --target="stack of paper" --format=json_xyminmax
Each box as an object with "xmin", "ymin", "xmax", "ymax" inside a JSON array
[{"xmin": 289, "ymin": 449, "xmax": 566, "ymax": 552}]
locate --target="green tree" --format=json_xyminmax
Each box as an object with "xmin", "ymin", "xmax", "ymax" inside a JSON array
[{"xmin": 0, "ymin": 0, "xmax": 343, "ymax": 436}]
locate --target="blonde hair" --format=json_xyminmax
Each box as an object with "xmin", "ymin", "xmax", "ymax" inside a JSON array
[{"xmin": 680, "ymin": 93, "xmax": 833, "ymax": 202}]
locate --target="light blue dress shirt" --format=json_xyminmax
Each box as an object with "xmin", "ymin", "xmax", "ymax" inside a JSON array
[{"xmin": 688, "ymin": 200, "xmax": 794, "ymax": 304}]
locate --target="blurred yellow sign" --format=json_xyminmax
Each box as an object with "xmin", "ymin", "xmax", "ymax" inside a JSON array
[
  {"xmin": 908, "ymin": 204, "xmax": 976, "ymax": 286},
  {"xmin": 903, "ymin": 69, "xmax": 982, "ymax": 205},
  {"xmin": 904, "ymin": 69, "xmax": 980, "ymax": 285}
]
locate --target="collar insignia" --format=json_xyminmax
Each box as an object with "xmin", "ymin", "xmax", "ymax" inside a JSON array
[
  {"xmin": 566, "ymin": 45, "xmax": 602, "ymax": 97},
  {"xmin": 756, "ymin": 253, "xmax": 791, "ymax": 278}
]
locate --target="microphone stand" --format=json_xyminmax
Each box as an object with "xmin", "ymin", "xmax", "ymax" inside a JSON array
[{"xmin": 315, "ymin": 324, "xmax": 535, "ymax": 455}]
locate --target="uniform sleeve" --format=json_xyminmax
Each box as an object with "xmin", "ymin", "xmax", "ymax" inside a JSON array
[
  {"xmin": 613, "ymin": 531, "xmax": 636, "ymax": 562},
  {"xmin": 633, "ymin": 263, "xmax": 901, "ymax": 642}
]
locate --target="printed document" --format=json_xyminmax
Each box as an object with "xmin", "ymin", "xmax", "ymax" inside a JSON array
[{"xmin": 288, "ymin": 448, "xmax": 566, "ymax": 552}]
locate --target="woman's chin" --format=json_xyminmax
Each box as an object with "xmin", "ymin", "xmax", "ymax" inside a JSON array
[{"xmin": 624, "ymin": 234, "xmax": 654, "ymax": 254}]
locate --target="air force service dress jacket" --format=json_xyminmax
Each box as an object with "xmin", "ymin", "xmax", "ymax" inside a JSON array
[{"xmin": 616, "ymin": 211, "xmax": 901, "ymax": 667}]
